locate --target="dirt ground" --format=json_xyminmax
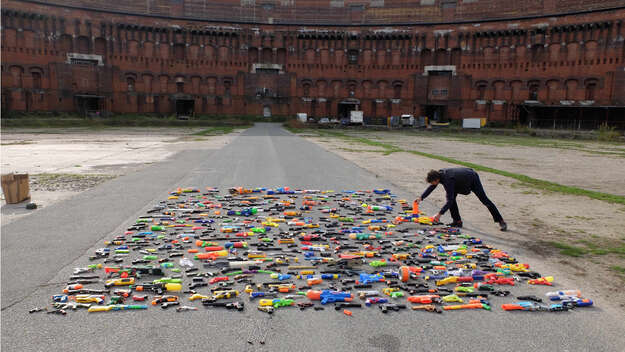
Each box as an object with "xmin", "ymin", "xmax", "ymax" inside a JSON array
[
  {"xmin": 301, "ymin": 129, "xmax": 625, "ymax": 312},
  {"xmin": 1, "ymin": 127, "xmax": 241, "ymax": 224},
  {"xmin": 346, "ymin": 130, "xmax": 625, "ymax": 195}
]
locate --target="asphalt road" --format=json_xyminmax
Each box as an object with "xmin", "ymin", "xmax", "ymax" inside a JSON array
[{"xmin": 2, "ymin": 123, "xmax": 622, "ymax": 352}]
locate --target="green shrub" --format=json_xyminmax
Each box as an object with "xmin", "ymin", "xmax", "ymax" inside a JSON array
[{"xmin": 597, "ymin": 122, "xmax": 622, "ymax": 142}]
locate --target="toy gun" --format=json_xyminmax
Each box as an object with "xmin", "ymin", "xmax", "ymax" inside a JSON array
[
  {"xmin": 349, "ymin": 233, "xmax": 383, "ymax": 240},
  {"xmin": 546, "ymin": 290, "xmax": 581, "ymax": 300},
  {"xmin": 485, "ymin": 277, "xmax": 515, "ymax": 286},
  {"xmin": 411, "ymin": 304, "xmax": 442, "ymax": 313},
  {"xmin": 133, "ymin": 282, "xmax": 182, "ymax": 294},
  {"xmin": 358, "ymin": 273, "xmax": 384, "ymax": 285},
  {"xmin": 151, "ymin": 295, "xmax": 179, "ymax": 305},
  {"xmin": 203, "ymin": 290, "xmax": 239, "ymax": 302},
  {"xmin": 407, "ymin": 295, "xmax": 441, "ymax": 304},
  {"xmin": 104, "ymin": 277, "xmax": 135, "ymax": 288},
  {"xmin": 379, "ymin": 303, "xmax": 406, "ymax": 313},
  {"xmin": 87, "ymin": 304, "xmax": 147, "ymax": 313},
  {"xmin": 358, "ymin": 290, "xmax": 380, "ymax": 299},
  {"xmin": 259, "ymin": 298, "xmax": 295, "ymax": 308},
  {"xmin": 202, "ymin": 301, "xmax": 245, "ymax": 310},
  {"xmin": 365, "ymin": 297, "xmax": 388, "ymax": 306},
  {"xmin": 561, "ymin": 298, "xmax": 593, "ymax": 307},
  {"xmin": 72, "ymin": 295, "xmax": 106, "ymax": 304},
  {"xmin": 436, "ymin": 276, "xmax": 473, "ymax": 286},
  {"xmin": 249, "ymin": 292, "xmax": 278, "ymax": 301},
  {"xmin": 306, "ymin": 290, "xmax": 353, "ymax": 305},
  {"xmin": 442, "ymin": 294, "xmax": 463, "ymax": 303},
  {"xmin": 266, "ymin": 283, "xmax": 296, "ymax": 293},
  {"xmin": 501, "ymin": 301, "xmax": 569, "ymax": 312},
  {"xmin": 528, "ymin": 276, "xmax": 554, "ymax": 285}
]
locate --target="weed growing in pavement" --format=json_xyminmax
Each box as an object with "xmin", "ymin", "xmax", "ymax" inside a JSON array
[{"xmin": 191, "ymin": 126, "xmax": 244, "ymax": 136}]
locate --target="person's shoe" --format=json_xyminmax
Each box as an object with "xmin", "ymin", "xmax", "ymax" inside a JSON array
[
  {"xmin": 446, "ymin": 220, "xmax": 463, "ymax": 228},
  {"xmin": 499, "ymin": 221, "xmax": 507, "ymax": 232}
]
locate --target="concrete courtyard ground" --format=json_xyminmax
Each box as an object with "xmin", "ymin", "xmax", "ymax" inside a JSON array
[
  {"xmin": 1, "ymin": 127, "xmax": 242, "ymax": 224},
  {"xmin": 1, "ymin": 123, "xmax": 624, "ymax": 351}
]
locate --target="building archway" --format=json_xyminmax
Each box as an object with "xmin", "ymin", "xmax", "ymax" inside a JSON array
[{"xmin": 338, "ymin": 98, "xmax": 360, "ymax": 119}]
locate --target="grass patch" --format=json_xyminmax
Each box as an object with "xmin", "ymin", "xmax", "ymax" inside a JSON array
[
  {"xmin": 338, "ymin": 148, "xmax": 388, "ymax": 153},
  {"xmin": 405, "ymin": 130, "xmax": 625, "ymax": 157},
  {"xmin": 1, "ymin": 113, "xmax": 282, "ymax": 129},
  {"xmin": 1, "ymin": 140, "xmax": 35, "ymax": 145},
  {"xmin": 191, "ymin": 126, "xmax": 244, "ymax": 136},
  {"xmin": 548, "ymin": 240, "xmax": 625, "ymax": 258},
  {"xmin": 597, "ymin": 123, "xmax": 622, "ymax": 142},
  {"xmin": 548, "ymin": 242, "xmax": 588, "ymax": 257},
  {"xmin": 610, "ymin": 265, "xmax": 625, "ymax": 274},
  {"xmin": 317, "ymin": 130, "xmax": 625, "ymax": 205}
]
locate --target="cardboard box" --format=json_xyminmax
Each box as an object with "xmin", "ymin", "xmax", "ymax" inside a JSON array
[{"xmin": 1, "ymin": 173, "xmax": 30, "ymax": 204}]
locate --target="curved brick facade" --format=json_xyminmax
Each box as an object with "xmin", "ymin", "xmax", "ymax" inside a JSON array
[{"xmin": 2, "ymin": 0, "xmax": 625, "ymax": 125}]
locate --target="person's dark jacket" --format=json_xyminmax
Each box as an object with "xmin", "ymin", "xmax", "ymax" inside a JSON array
[{"xmin": 420, "ymin": 168, "xmax": 477, "ymax": 214}]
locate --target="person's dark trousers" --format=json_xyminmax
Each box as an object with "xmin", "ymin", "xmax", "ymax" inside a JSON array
[
  {"xmin": 449, "ymin": 196, "xmax": 461, "ymax": 223},
  {"xmin": 471, "ymin": 173, "xmax": 504, "ymax": 223}
]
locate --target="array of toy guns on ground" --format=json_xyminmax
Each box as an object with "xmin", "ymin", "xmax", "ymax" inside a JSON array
[{"xmin": 33, "ymin": 186, "xmax": 593, "ymax": 316}]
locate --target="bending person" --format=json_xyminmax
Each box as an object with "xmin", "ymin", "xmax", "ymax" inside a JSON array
[{"xmin": 415, "ymin": 168, "xmax": 507, "ymax": 231}]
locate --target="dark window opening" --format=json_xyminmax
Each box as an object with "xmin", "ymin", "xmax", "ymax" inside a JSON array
[
  {"xmin": 348, "ymin": 50, "xmax": 359, "ymax": 65},
  {"xmin": 428, "ymin": 70, "xmax": 452, "ymax": 76},
  {"xmin": 393, "ymin": 85, "xmax": 402, "ymax": 99},
  {"xmin": 176, "ymin": 82, "xmax": 184, "ymax": 93},
  {"xmin": 32, "ymin": 72, "xmax": 41, "ymax": 89},
  {"xmin": 176, "ymin": 99, "xmax": 194, "ymax": 117},
  {"xmin": 424, "ymin": 105, "xmax": 447, "ymax": 122},
  {"xmin": 224, "ymin": 81, "xmax": 231, "ymax": 96},
  {"xmin": 70, "ymin": 58, "xmax": 98, "ymax": 66},
  {"xmin": 529, "ymin": 85, "xmax": 539, "ymax": 100},
  {"xmin": 477, "ymin": 85, "xmax": 486, "ymax": 100},
  {"xmin": 585, "ymin": 83, "xmax": 596, "ymax": 101},
  {"xmin": 127, "ymin": 77, "xmax": 135, "ymax": 92}
]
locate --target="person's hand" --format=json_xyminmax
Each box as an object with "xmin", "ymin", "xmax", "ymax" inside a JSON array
[
  {"xmin": 414, "ymin": 197, "xmax": 422, "ymax": 204},
  {"xmin": 432, "ymin": 213, "xmax": 441, "ymax": 223}
]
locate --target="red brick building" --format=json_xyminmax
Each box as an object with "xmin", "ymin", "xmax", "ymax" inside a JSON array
[{"xmin": 2, "ymin": 0, "xmax": 625, "ymax": 127}]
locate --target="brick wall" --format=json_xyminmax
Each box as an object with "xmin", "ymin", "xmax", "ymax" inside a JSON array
[{"xmin": 1, "ymin": 0, "xmax": 624, "ymax": 122}]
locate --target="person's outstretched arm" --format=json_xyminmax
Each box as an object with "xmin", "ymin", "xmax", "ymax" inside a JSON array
[{"xmin": 419, "ymin": 184, "xmax": 437, "ymax": 202}]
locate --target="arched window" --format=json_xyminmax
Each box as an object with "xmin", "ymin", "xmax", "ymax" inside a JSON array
[
  {"xmin": 477, "ymin": 83, "xmax": 487, "ymax": 100},
  {"xmin": 393, "ymin": 84, "xmax": 402, "ymax": 99},
  {"xmin": 303, "ymin": 83, "xmax": 311, "ymax": 97}
]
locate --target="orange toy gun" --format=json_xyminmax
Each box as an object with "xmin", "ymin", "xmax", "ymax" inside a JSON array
[
  {"xmin": 528, "ymin": 276, "xmax": 554, "ymax": 285},
  {"xmin": 407, "ymin": 295, "xmax": 440, "ymax": 304},
  {"xmin": 412, "ymin": 201, "xmax": 419, "ymax": 215}
]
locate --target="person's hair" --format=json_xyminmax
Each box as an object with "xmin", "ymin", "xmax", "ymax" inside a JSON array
[{"xmin": 426, "ymin": 170, "xmax": 441, "ymax": 183}]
